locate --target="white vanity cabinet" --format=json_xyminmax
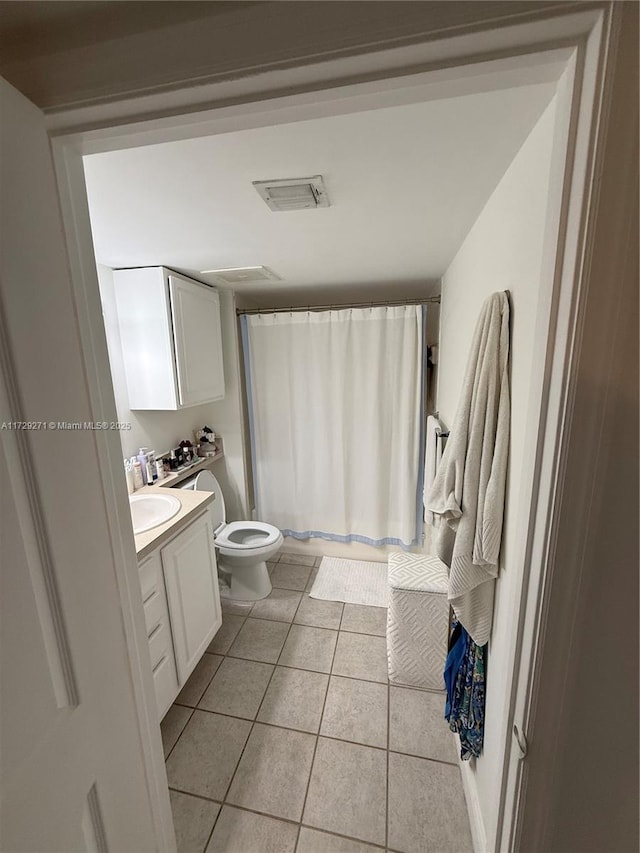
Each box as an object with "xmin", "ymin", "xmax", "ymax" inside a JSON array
[
  {"xmin": 161, "ymin": 512, "xmax": 221, "ymax": 684},
  {"xmin": 113, "ymin": 266, "xmax": 225, "ymax": 410},
  {"xmin": 137, "ymin": 510, "xmax": 222, "ymax": 718}
]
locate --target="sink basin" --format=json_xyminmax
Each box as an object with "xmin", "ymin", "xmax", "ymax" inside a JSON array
[{"xmin": 129, "ymin": 493, "xmax": 181, "ymax": 535}]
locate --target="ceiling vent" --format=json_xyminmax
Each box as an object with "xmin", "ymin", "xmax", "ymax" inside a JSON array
[
  {"xmin": 253, "ymin": 175, "xmax": 330, "ymax": 211},
  {"xmin": 200, "ymin": 266, "xmax": 281, "ymax": 285}
]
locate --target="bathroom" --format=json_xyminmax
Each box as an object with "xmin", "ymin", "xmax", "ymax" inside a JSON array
[{"xmin": 74, "ymin": 55, "xmax": 567, "ymax": 852}]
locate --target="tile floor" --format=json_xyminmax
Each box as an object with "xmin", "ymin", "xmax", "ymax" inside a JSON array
[{"xmin": 161, "ymin": 552, "xmax": 473, "ymax": 853}]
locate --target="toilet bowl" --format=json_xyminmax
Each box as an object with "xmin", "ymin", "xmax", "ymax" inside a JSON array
[{"xmin": 180, "ymin": 470, "xmax": 280, "ymax": 600}]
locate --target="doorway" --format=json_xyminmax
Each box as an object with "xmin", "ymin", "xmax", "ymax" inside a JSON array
[{"xmin": 2, "ymin": 6, "xmax": 625, "ymax": 851}]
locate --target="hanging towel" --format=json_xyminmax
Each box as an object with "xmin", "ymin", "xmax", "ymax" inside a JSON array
[
  {"xmin": 423, "ymin": 415, "xmax": 444, "ymax": 525},
  {"xmin": 427, "ymin": 291, "xmax": 510, "ymax": 645},
  {"xmin": 445, "ymin": 618, "xmax": 486, "ymax": 760}
]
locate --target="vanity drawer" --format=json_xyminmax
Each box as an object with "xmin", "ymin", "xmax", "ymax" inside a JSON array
[
  {"xmin": 147, "ymin": 618, "xmax": 173, "ymax": 671},
  {"xmin": 143, "ymin": 587, "xmax": 166, "ymax": 635},
  {"xmin": 139, "ymin": 551, "xmax": 163, "ymax": 602},
  {"xmin": 153, "ymin": 652, "xmax": 179, "ymax": 720}
]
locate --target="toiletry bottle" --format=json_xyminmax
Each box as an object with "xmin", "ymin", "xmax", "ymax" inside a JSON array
[
  {"xmin": 155, "ymin": 460, "xmax": 164, "ymax": 481},
  {"xmin": 169, "ymin": 449, "xmax": 178, "ymax": 470},
  {"xmin": 148, "ymin": 449, "xmax": 157, "ymax": 481},
  {"xmin": 138, "ymin": 448, "xmax": 153, "ymax": 485},
  {"xmin": 124, "ymin": 459, "xmax": 135, "ymax": 494},
  {"xmin": 131, "ymin": 457, "xmax": 144, "ymax": 490}
]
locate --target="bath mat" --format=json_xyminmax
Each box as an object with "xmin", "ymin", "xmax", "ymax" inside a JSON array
[{"xmin": 309, "ymin": 557, "xmax": 389, "ymax": 607}]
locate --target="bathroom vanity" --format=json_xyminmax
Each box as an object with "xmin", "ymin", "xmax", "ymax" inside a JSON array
[{"xmin": 133, "ymin": 479, "xmax": 222, "ymax": 718}]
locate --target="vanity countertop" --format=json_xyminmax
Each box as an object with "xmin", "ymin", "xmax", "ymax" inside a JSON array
[
  {"xmin": 134, "ymin": 488, "xmax": 215, "ymax": 560},
  {"xmin": 133, "ymin": 456, "xmax": 220, "ymax": 560}
]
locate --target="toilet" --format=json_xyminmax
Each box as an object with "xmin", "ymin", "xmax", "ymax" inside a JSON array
[{"xmin": 180, "ymin": 470, "xmax": 281, "ymax": 600}]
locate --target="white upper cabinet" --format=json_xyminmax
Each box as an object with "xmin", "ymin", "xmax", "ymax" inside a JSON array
[{"xmin": 113, "ymin": 266, "xmax": 225, "ymax": 410}]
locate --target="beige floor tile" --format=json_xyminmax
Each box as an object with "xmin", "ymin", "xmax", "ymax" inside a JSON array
[
  {"xmin": 388, "ymin": 752, "xmax": 473, "ymax": 853},
  {"xmin": 226, "ymin": 723, "xmax": 316, "ymax": 821},
  {"xmin": 270, "ymin": 563, "xmax": 313, "ymax": 590},
  {"xmin": 295, "ymin": 595, "xmax": 344, "ymax": 630},
  {"xmin": 198, "ymin": 657, "xmax": 274, "ymax": 719},
  {"xmin": 175, "ymin": 653, "xmax": 224, "ymax": 708},
  {"xmin": 340, "ymin": 604, "xmax": 388, "ymax": 637},
  {"xmin": 332, "ymin": 632, "xmax": 388, "ymax": 683},
  {"xmin": 166, "ymin": 710, "xmax": 251, "ymax": 800},
  {"xmin": 160, "ymin": 704, "xmax": 193, "ymax": 758},
  {"xmin": 305, "ymin": 568, "xmax": 319, "ymax": 592},
  {"xmin": 389, "ymin": 686, "xmax": 457, "ymax": 763},
  {"xmin": 169, "ymin": 790, "xmax": 220, "ymax": 853},
  {"xmin": 227, "ymin": 618, "xmax": 289, "ymax": 663},
  {"xmin": 303, "ymin": 738, "xmax": 387, "ymax": 846},
  {"xmin": 205, "ymin": 806, "xmax": 297, "ymax": 853},
  {"xmin": 207, "ymin": 614, "xmax": 246, "ymax": 654},
  {"xmin": 278, "ymin": 624, "xmax": 338, "ymax": 673},
  {"xmin": 257, "ymin": 666, "xmax": 329, "ymax": 733},
  {"xmin": 220, "ymin": 597, "xmax": 254, "ymax": 617},
  {"xmin": 297, "ymin": 827, "xmax": 383, "ymax": 853},
  {"xmin": 278, "ymin": 552, "xmax": 316, "ymax": 567},
  {"xmin": 251, "ymin": 588, "xmax": 302, "ymax": 623},
  {"xmin": 320, "ymin": 676, "xmax": 388, "ymax": 748}
]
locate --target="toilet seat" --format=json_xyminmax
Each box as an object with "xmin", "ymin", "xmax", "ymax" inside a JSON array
[
  {"xmin": 180, "ymin": 469, "xmax": 281, "ymax": 552},
  {"xmin": 215, "ymin": 520, "xmax": 281, "ymax": 550}
]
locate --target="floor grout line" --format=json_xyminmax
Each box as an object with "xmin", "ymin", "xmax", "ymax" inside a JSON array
[
  {"xmin": 214, "ymin": 609, "xmax": 301, "ymax": 816},
  {"xmin": 386, "ymin": 671, "xmax": 391, "ymax": 852},
  {"xmin": 166, "ymin": 561, "xmax": 465, "ymax": 853},
  {"xmin": 294, "ymin": 603, "xmax": 341, "ymax": 852}
]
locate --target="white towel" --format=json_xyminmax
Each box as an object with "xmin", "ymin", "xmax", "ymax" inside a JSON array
[
  {"xmin": 423, "ymin": 415, "xmax": 443, "ymax": 525},
  {"xmin": 427, "ymin": 292, "xmax": 510, "ymax": 645}
]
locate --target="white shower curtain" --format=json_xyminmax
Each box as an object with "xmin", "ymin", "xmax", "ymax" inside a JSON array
[{"xmin": 241, "ymin": 305, "xmax": 425, "ymax": 547}]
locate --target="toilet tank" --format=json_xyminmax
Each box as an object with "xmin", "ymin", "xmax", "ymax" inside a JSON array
[{"xmin": 179, "ymin": 469, "xmax": 226, "ymax": 535}]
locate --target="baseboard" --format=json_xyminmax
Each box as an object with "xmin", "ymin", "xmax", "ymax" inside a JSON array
[{"xmin": 458, "ymin": 746, "xmax": 489, "ymax": 853}]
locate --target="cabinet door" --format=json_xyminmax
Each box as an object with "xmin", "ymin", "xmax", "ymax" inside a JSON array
[
  {"xmin": 169, "ymin": 275, "xmax": 225, "ymax": 407},
  {"xmin": 161, "ymin": 513, "xmax": 221, "ymax": 685}
]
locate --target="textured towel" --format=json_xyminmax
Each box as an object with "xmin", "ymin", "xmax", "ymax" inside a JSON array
[
  {"xmin": 423, "ymin": 415, "xmax": 444, "ymax": 525},
  {"xmin": 427, "ymin": 291, "xmax": 510, "ymax": 645}
]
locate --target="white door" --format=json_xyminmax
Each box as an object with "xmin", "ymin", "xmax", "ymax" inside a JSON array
[
  {"xmin": 161, "ymin": 513, "xmax": 222, "ymax": 683},
  {"xmin": 169, "ymin": 275, "xmax": 225, "ymax": 406},
  {"xmin": 0, "ymin": 79, "xmax": 170, "ymax": 851}
]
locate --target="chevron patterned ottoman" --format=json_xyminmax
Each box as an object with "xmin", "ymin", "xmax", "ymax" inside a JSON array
[{"xmin": 387, "ymin": 552, "xmax": 449, "ymax": 691}]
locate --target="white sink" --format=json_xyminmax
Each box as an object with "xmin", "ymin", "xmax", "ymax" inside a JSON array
[{"xmin": 129, "ymin": 493, "xmax": 181, "ymax": 535}]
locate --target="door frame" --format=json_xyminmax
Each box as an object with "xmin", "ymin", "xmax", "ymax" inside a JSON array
[{"xmin": 41, "ymin": 4, "xmax": 623, "ymax": 850}]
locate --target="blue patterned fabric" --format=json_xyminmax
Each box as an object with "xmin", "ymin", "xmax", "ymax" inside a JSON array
[{"xmin": 444, "ymin": 618, "xmax": 486, "ymax": 760}]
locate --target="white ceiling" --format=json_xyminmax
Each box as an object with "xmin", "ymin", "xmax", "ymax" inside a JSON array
[{"xmin": 84, "ymin": 81, "xmax": 556, "ymax": 299}]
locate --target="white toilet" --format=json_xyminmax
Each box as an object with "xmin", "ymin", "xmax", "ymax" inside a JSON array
[{"xmin": 180, "ymin": 470, "xmax": 281, "ymax": 600}]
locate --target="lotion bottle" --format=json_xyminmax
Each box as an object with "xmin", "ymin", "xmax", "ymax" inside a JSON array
[{"xmin": 131, "ymin": 456, "xmax": 144, "ymax": 490}]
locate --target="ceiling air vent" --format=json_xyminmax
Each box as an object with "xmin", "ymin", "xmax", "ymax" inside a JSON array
[
  {"xmin": 253, "ymin": 175, "xmax": 330, "ymax": 211},
  {"xmin": 200, "ymin": 266, "xmax": 281, "ymax": 286}
]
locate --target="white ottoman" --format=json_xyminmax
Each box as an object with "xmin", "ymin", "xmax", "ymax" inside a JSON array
[{"xmin": 386, "ymin": 552, "xmax": 449, "ymax": 691}]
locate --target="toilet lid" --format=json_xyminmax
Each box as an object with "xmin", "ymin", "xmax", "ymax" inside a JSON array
[{"xmin": 192, "ymin": 470, "xmax": 226, "ymax": 534}]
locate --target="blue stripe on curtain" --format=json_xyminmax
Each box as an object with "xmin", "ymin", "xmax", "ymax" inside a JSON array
[{"xmin": 240, "ymin": 315, "xmax": 260, "ymax": 516}]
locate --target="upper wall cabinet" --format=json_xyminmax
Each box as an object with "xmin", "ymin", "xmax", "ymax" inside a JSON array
[{"xmin": 113, "ymin": 267, "xmax": 225, "ymax": 410}]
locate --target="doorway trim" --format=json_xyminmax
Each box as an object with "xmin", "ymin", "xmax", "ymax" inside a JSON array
[{"xmin": 45, "ymin": 5, "xmax": 620, "ymax": 850}]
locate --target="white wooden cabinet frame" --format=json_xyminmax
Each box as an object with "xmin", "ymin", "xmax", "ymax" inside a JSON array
[{"xmin": 1, "ymin": 4, "xmax": 632, "ymax": 850}]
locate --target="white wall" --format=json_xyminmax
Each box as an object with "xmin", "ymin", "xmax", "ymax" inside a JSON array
[
  {"xmin": 97, "ymin": 266, "xmax": 249, "ymax": 518},
  {"xmin": 204, "ymin": 289, "xmax": 251, "ymax": 521},
  {"xmin": 436, "ymin": 97, "xmax": 558, "ymax": 849}
]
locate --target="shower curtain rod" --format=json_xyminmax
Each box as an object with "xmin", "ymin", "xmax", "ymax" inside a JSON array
[{"xmin": 236, "ymin": 295, "xmax": 441, "ymax": 315}]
